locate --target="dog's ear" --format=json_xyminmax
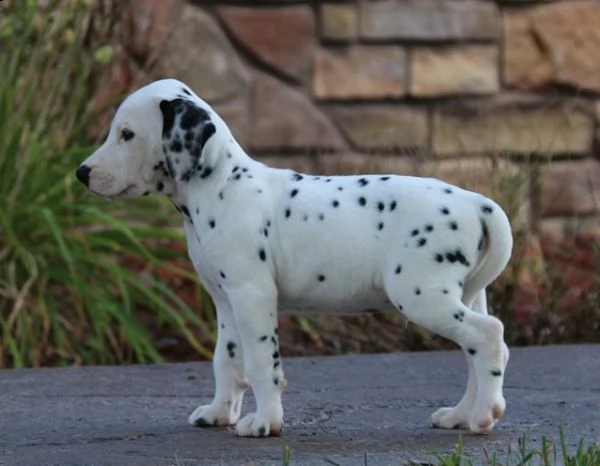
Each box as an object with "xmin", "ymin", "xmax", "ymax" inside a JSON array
[{"xmin": 159, "ymin": 98, "xmax": 216, "ymax": 182}]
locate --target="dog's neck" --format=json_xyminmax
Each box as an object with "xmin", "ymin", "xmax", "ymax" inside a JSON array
[{"xmin": 168, "ymin": 136, "xmax": 255, "ymax": 209}]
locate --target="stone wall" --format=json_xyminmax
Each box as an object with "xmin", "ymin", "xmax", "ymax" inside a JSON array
[{"xmin": 103, "ymin": 0, "xmax": 600, "ymax": 239}]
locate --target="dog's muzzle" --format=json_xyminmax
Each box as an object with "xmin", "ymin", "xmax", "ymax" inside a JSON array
[{"xmin": 76, "ymin": 164, "xmax": 91, "ymax": 187}]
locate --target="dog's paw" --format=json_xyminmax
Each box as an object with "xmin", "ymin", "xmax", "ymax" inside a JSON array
[
  {"xmin": 188, "ymin": 403, "xmax": 239, "ymax": 428},
  {"xmin": 468, "ymin": 398, "xmax": 505, "ymax": 434},
  {"xmin": 231, "ymin": 410, "xmax": 283, "ymax": 438},
  {"xmin": 431, "ymin": 406, "xmax": 471, "ymax": 430}
]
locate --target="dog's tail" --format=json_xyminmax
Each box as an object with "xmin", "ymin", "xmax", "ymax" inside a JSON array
[{"xmin": 462, "ymin": 199, "xmax": 513, "ymax": 310}]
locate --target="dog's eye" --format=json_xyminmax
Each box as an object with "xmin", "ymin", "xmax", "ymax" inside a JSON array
[{"xmin": 121, "ymin": 128, "xmax": 135, "ymax": 142}]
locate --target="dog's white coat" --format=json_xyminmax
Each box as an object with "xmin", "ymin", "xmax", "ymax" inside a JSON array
[{"xmin": 78, "ymin": 79, "xmax": 513, "ymax": 437}]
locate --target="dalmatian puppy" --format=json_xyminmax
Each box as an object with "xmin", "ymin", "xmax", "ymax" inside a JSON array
[{"xmin": 76, "ymin": 79, "xmax": 512, "ymax": 438}]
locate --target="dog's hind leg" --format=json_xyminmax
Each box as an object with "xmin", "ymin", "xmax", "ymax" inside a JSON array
[
  {"xmin": 385, "ymin": 284, "xmax": 506, "ymax": 433},
  {"xmin": 431, "ymin": 290, "xmax": 493, "ymax": 429}
]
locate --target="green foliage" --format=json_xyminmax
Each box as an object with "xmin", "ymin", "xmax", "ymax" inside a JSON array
[
  {"xmin": 0, "ymin": 0, "xmax": 215, "ymax": 368},
  {"xmin": 422, "ymin": 428, "xmax": 600, "ymax": 466}
]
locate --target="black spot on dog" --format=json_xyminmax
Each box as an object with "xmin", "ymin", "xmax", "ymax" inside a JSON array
[
  {"xmin": 479, "ymin": 221, "xmax": 489, "ymax": 250},
  {"xmin": 425, "ymin": 224, "xmax": 434, "ymax": 233},
  {"xmin": 157, "ymin": 181, "xmax": 164, "ymax": 192},
  {"xmin": 491, "ymin": 369, "xmax": 502, "ymax": 376},
  {"xmin": 271, "ymin": 336, "xmax": 277, "ymax": 346},
  {"xmin": 292, "ymin": 173, "xmax": 304, "ymax": 181},
  {"xmin": 453, "ymin": 310, "xmax": 465, "ymax": 322},
  {"xmin": 232, "ymin": 166, "xmax": 239, "ymax": 173},
  {"xmin": 219, "ymin": 271, "xmax": 226, "ymax": 279},
  {"xmin": 435, "ymin": 254, "xmax": 444, "ymax": 263},
  {"xmin": 160, "ymin": 100, "xmax": 176, "ymax": 137},
  {"xmin": 290, "ymin": 189, "xmax": 299, "ymax": 198},
  {"xmin": 313, "ymin": 176, "xmax": 321, "ymax": 181},
  {"xmin": 377, "ymin": 222, "xmax": 384, "ymax": 231},
  {"xmin": 165, "ymin": 156, "xmax": 176, "ymax": 179},
  {"xmin": 209, "ymin": 219, "xmax": 216, "ymax": 229},
  {"xmin": 417, "ymin": 238, "xmax": 427, "ymax": 247},
  {"xmin": 181, "ymin": 205, "xmax": 191, "ymax": 218},
  {"xmin": 263, "ymin": 228, "xmax": 269, "ymax": 237},
  {"xmin": 411, "ymin": 229, "xmax": 419, "ymax": 236},
  {"xmin": 258, "ymin": 426, "xmax": 267, "ymax": 437},
  {"xmin": 332, "ymin": 200, "xmax": 339, "ymax": 208},
  {"xmin": 317, "ymin": 274, "xmax": 326, "ymax": 282},
  {"xmin": 303, "ymin": 214, "xmax": 309, "ymax": 221},
  {"xmin": 273, "ymin": 377, "xmax": 279, "ymax": 386},
  {"xmin": 358, "ymin": 197, "xmax": 367, "ymax": 207},
  {"xmin": 318, "ymin": 213, "xmax": 325, "ymax": 221},
  {"xmin": 444, "ymin": 188, "xmax": 453, "ymax": 194},
  {"xmin": 285, "ymin": 208, "xmax": 291, "ymax": 218},
  {"xmin": 358, "ymin": 178, "xmax": 369, "ymax": 187},
  {"xmin": 200, "ymin": 167, "xmax": 213, "ymax": 179},
  {"xmin": 180, "ymin": 104, "xmax": 208, "ymax": 130},
  {"xmin": 182, "ymin": 87, "xmax": 192, "ymax": 96},
  {"xmin": 449, "ymin": 221, "xmax": 458, "ymax": 230},
  {"xmin": 233, "ymin": 173, "xmax": 241, "ymax": 181},
  {"xmin": 390, "ymin": 201, "xmax": 397, "ymax": 211},
  {"xmin": 259, "ymin": 335, "xmax": 268, "ymax": 342},
  {"xmin": 218, "ymin": 190, "xmax": 224, "ymax": 200},
  {"xmin": 442, "ymin": 289, "xmax": 449, "ymax": 294},
  {"xmin": 259, "ymin": 249, "xmax": 267, "ymax": 262},
  {"xmin": 458, "ymin": 281, "xmax": 463, "ymax": 287},
  {"xmin": 441, "ymin": 207, "xmax": 450, "ymax": 215},
  {"xmin": 170, "ymin": 140, "xmax": 182, "ymax": 152},
  {"xmin": 377, "ymin": 201, "xmax": 385, "ymax": 212},
  {"xmin": 481, "ymin": 204, "xmax": 494, "ymax": 214},
  {"xmin": 195, "ymin": 207, "xmax": 199, "ymax": 215},
  {"xmin": 242, "ymin": 168, "xmax": 248, "ymax": 173},
  {"xmin": 415, "ymin": 287, "xmax": 421, "ymax": 295},
  {"xmin": 467, "ymin": 348, "xmax": 477, "ymax": 355},
  {"xmin": 337, "ymin": 186, "xmax": 344, "ymax": 191},
  {"xmin": 395, "ymin": 265, "xmax": 402, "ymax": 274},
  {"xmin": 380, "ymin": 176, "xmax": 390, "ymax": 181},
  {"xmin": 447, "ymin": 249, "xmax": 469, "ymax": 266},
  {"xmin": 227, "ymin": 341, "xmax": 236, "ymax": 358},
  {"xmin": 272, "ymin": 351, "xmax": 280, "ymax": 359}
]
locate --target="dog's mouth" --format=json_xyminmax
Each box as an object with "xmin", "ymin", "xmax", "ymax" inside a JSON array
[{"xmin": 94, "ymin": 185, "xmax": 136, "ymax": 200}]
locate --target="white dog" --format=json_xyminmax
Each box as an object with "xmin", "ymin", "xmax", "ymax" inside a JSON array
[{"xmin": 76, "ymin": 79, "xmax": 512, "ymax": 437}]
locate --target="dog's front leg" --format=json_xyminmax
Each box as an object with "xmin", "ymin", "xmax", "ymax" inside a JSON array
[
  {"xmin": 228, "ymin": 283, "xmax": 284, "ymax": 437},
  {"xmin": 188, "ymin": 300, "xmax": 247, "ymax": 427}
]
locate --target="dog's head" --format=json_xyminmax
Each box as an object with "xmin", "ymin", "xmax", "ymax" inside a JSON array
[{"xmin": 76, "ymin": 79, "xmax": 223, "ymax": 199}]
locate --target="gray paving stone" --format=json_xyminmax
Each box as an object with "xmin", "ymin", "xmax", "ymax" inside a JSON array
[{"xmin": 1, "ymin": 345, "xmax": 599, "ymax": 465}]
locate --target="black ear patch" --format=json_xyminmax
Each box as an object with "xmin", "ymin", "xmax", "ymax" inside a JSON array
[
  {"xmin": 159, "ymin": 100, "xmax": 176, "ymax": 138},
  {"xmin": 159, "ymin": 98, "xmax": 216, "ymax": 182}
]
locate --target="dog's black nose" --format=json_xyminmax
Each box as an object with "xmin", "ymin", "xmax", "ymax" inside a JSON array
[{"xmin": 75, "ymin": 164, "xmax": 91, "ymax": 187}]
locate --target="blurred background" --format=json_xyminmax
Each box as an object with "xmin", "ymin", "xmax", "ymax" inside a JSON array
[{"xmin": 0, "ymin": 0, "xmax": 598, "ymax": 369}]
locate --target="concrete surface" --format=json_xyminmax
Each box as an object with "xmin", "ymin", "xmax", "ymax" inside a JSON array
[{"xmin": 1, "ymin": 345, "xmax": 599, "ymax": 466}]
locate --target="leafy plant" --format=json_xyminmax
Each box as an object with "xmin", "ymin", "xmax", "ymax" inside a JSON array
[
  {"xmin": 0, "ymin": 0, "xmax": 215, "ymax": 368},
  {"xmin": 421, "ymin": 428, "xmax": 600, "ymax": 466}
]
